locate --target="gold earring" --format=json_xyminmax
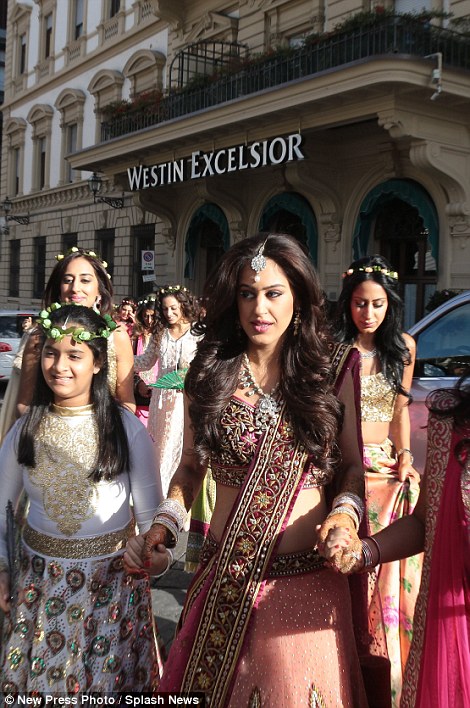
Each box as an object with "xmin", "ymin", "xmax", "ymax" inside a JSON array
[{"xmin": 293, "ymin": 311, "xmax": 301, "ymax": 336}]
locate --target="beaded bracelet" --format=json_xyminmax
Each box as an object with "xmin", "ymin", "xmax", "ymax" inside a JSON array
[
  {"xmin": 333, "ymin": 493, "xmax": 365, "ymax": 524},
  {"xmin": 326, "ymin": 505, "xmax": 359, "ymax": 531},
  {"xmin": 152, "ymin": 499, "xmax": 187, "ymax": 532},
  {"xmin": 153, "ymin": 548, "xmax": 174, "ymax": 579}
]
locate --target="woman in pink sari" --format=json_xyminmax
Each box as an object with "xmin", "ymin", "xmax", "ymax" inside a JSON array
[
  {"xmin": 324, "ymin": 371, "xmax": 470, "ymax": 707},
  {"xmin": 334, "ymin": 255, "xmax": 422, "ymax": 706},
  {"xmin": 125, "ymin": 233, "xmax": 369, "ymax": 707}
]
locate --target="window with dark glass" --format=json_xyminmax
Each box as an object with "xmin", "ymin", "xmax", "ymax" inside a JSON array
[
  {"xmin": 19, "ymin": 34, "xmax": 27, "ymax": 74},
  {"xmin": 96, "ymin": 229, "xmax": 115, "ymax": 279},
  {"xmin": 33, "ymin": 236, "xmax": 47, "ymax": 299},
  {"xmin": 110, "ymin": 0, "xmax": 120, "ymax": 18},
  {"xmin": 13, "ymin": 148, "xmax": 20, "ymax": 195},
  {"xmin": 66, "ymin": 124, "xmax": 77, "ymax": 182},
  {"xmin": 39, "ymin": 137, "xmax": 46, "ymax": 189},
  {"xmin": 62, "ymin": 233, "xmax": 78, "ymax": 252},
  {"xmin": 9, "ymin": 240, "xmax": 20, "ymax": 298},
  {"xmin": 74, "ymin": 0, "xmax": 84, "ymax": 39},
  {"xmin": 45, "ymin": 13, "xmax": 53, "ymax": 58}
]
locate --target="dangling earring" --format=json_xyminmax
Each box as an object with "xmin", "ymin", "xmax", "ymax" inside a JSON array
[
  {"xmin": 93, "ymin": 296, "xmax": 101, "ymax": 313},
  {"xmin": 293, "ymin": 310, "xmax": 301, "ymax": 336},
  {"xmin": 235, "ymin": 319, "xmax": 244, "ymax": 342}
]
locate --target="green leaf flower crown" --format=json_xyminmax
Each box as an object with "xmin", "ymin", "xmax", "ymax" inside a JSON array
[
  {"xmin": 37, "ymin": 303, "xmax": 118, "ymax": 343},
  {"xmin": 342, "ymin": 265, "xmax": 398, "ymax": 280}
]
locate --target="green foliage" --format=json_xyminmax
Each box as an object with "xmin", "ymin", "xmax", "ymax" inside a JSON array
[
  {"xmin": 101, "ymin": 89, "xmax": 163, "ymax": 119},
  {"xmin": 332, "ymin": 8, "xmax": 452, "ymax": 34}
]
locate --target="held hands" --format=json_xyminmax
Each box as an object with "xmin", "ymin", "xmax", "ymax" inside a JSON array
[
  {"xmin": 123, "ymin": 524, "xmax": 170, "ymax": 577},
  {"xmin": 316, "ymin": 514, "xmax": 363, "ymax": 574}
]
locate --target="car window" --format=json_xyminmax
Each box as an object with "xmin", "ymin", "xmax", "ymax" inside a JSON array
[
  {"xmin": 414, "ymin": 301, "xmax": 470, "ymax": 378},
  {"xmin": 0, "ymin": 316, "xmax": 21, "ymax": 338}
]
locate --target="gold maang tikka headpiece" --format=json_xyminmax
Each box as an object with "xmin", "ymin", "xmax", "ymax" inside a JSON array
[{"xmin": 250, "ymin": 237, "xmax": 269, "ymax": 282}]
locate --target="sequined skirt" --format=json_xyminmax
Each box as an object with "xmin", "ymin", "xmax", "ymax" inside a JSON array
[
  {"xmin": 0, "ymin": 537, "xmax": 162, "ymax": 695},
  {"xmin": 167, "ymin": 533, "xmax": 367, "ymax": 707}
]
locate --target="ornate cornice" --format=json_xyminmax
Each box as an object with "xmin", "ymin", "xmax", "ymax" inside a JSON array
[{"xmin": 148, "ymin": 0, "xmax": 185, "ymax": 30}]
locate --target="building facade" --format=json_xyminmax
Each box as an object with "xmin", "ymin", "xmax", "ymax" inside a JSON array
[{"xmin": 2, "ymin": 0, "xmax": 470, "ymax": 325}]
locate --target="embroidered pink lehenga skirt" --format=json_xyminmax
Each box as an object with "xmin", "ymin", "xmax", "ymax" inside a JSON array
[{"xmin": 160, "ymin": 540, "xmax": 368, "ymax": 707}]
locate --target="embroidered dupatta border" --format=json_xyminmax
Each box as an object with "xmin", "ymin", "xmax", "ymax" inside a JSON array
[
  {"xmin": 400, "ymin": 411, "xmax": 452, "ymax": 707},
  {"xmin": 181, "ymin": 402, "xmax": 309, "ymax": 704}
]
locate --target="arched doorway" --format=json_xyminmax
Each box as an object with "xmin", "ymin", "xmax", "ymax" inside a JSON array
[
  {"xmin": 259, "ymin": 192, "xmax": 318, "ymax": 263},
  {"xmin": 185, "ymin": 204, "xmax": 229, "ymax": 294},
  {"xmin": 352, "ymin": 179, "xmax": 438, "ymax": 327}
]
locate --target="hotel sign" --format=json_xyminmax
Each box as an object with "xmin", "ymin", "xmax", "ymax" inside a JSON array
[{"xmin": 127, "ymin": 133, "xmax": 305, "ymax": 191}]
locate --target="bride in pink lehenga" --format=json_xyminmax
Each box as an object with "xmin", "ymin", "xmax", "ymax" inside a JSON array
[{"xmin": 125, "ymin": 233, "xmax": 371, "ymax": 707}]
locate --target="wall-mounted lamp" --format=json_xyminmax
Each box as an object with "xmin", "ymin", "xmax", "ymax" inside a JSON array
[
  {"xmin": 88, "ymin": 173, "xmax": 124, "ymax": 209},
  {"xmin": 2, "ymin": 196, "xmax": 30, "ymax": 234},
  {"xmin": 425, "ymin": 52, "xmax": 443, "ymax": 101}
]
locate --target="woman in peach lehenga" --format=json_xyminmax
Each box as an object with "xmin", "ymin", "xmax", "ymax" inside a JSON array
[
  {"xmin": 125, "ymin": 233, "xmax": 369, "ymax": 707},
  {"xmin": 334, "ymin": 254, "xmax": 423, "ymax": 706}
]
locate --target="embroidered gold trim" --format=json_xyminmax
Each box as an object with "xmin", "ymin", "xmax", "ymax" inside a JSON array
[
  {"xmin": 28, "ymin": 408, "xmax": 99, "ymax": 535},
  {"xmin": 23, "ymin": 521, "xmax": 134, "ymax": 559},
  {"xmin": 360, "ymin": 372, "xmax": 396, "ymax": 423},
  {"xmin": 200, "ymin": 532, "xmax": 324, "ymax": 578},
  {"xmin": 50, "ymin": 403, "xmax": 94, "ymax": 417}
]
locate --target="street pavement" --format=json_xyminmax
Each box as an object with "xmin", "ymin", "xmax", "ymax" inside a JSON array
[{"xmin": 151, "ymin": 531, "xmax": 193, "ymax": 656}]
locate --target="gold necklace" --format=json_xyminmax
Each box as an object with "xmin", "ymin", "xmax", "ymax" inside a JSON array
[{"xmin": 239, "ymin": 354, "xmax": 280, "ymax": 430}]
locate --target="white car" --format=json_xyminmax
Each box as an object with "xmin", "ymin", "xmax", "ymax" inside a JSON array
[
  {"xmin": 0, "ymin": 310, "xmax": 37, "ymax": 381},
  {"xmin": 408, "ymin": 290, "xmax": 470, "ymax": 474}
]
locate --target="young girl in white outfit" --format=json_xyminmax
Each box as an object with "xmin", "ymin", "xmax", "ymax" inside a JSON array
[{"xmin": 0, "ymin": 304, "xmax": 163, "ymax": 694}]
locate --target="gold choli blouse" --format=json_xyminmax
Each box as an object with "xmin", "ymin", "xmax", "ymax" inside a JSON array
[
  {"xmin": 360, "ymin": 372, "xmax": 397, "ymax": 423},
  {"xmin": 210, "ymin": 396, "xmax": 332, "ymax": 489}
]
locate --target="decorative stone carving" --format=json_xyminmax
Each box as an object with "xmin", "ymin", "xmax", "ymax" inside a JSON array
[
  {"xmin": 161, "ymin": 225, "xmax": 176, "ymax": 249},
  {"xmin": 320, "ymin": 214, "xmax": 341, "ymax": 252},
  {"xmin": 148, "ymin": 0, "xmax": 184, "ymax": 30},
  {"xmin": 229, "ymin": 221, "xmax": 247, "ymax": 243},
  {"xmin": 448, "ymin": 215, "xmax": 470, "ymax": 248}
]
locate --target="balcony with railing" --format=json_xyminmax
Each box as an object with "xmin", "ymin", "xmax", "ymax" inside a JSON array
[{"xmin": 101, "ymin": 16, "xmax": 470, "ymax": 142}]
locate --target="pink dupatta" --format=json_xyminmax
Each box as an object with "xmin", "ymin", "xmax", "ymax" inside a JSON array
[{"xmin": 415, "ymin": 431, "xmax": 470, "ymax": 708}]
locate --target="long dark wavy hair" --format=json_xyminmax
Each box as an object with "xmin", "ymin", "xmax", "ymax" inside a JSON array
[
  {"xmin": 186, "ymin": 232, "xmax": 343, "ymax": 475},
  {"xmin": 151, "ymin": 286, "xmax": 200, "ymax": 347},
  {"xmin": 18, "ymin": 305, "xmax": 130, "ymax": 481},
  {"xmin": 333, "ymin": 254, "xmax": 411, "ymax": 397},
  {"xmin": 132, "ymin": 297, "xmax": 160, "ymax": 341},
  {"xmin": 427, "ymin": 368, "xmax": 470, "ymax": 465},
  {"xmin": 43, "ymin": 249, "xmax": 114, "ymax": 315}
]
